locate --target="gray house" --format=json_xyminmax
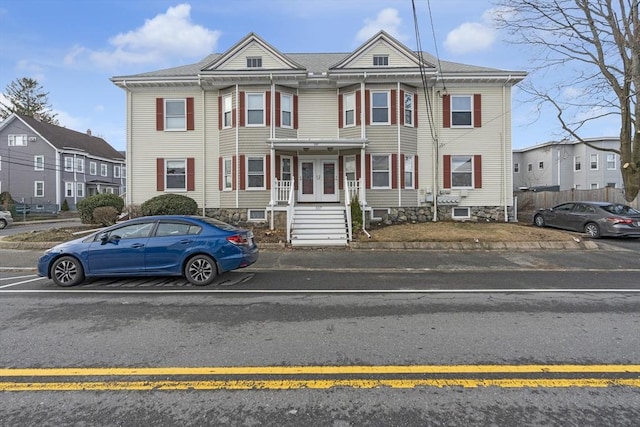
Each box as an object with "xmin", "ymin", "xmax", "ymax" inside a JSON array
[
  {"xmin": 0, "ymin": 114, "xmax": 126, "ymax": 211},
  {"xmin": 513, "ymin": 137, "xmax": 623, "ymax": 191}
]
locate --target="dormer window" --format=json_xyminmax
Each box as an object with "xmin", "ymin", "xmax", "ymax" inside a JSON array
[
  {"xmin": 247, "ymin": 57, "xmax": 262, "ymax": 68},
  {"xmin": 373, "ymin": 55, "xmax": 388, "ymax": 66}
]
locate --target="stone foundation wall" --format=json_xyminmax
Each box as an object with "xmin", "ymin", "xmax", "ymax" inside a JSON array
[{"xmin": 376, "ymin": 205, "xmax": 513, "ymax": 225}]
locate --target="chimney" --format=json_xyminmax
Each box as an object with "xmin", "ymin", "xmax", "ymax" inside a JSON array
[{"xmin": 87, "ymin": 129, "xmax": 92, "ymax": 136}]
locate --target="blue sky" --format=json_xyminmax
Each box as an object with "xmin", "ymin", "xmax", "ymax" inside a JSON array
[{"xmin": 0, "ymin": 0, "xmax": 618, "ymax": 151}]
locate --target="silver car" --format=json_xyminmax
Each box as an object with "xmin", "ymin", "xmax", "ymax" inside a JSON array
[
  {"xmin": 0, "ymin": 210, "xmax": 13, "ymax": 229},
  {"xmin": 533, "ymin": 201, "xmax": 640, "ymax": 238}
]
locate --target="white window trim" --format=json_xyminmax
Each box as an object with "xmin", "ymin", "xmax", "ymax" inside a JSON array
[
  {"xmin": 246, "ymin": 156, "xmax": 266, "ymax": 190},
  {"xmin": 223, "ymin": 94, "xmax": 233, "ymax": 129},
  {"xmin": 165, "ymin": 159, "xmax": 187, "ymax": 192},
  {"xmin": 452, "ymin": 207, "xmax": 471, "ymax": 220},
  {"xmin": 34, "ymin": 181, "xmax": 44, "ymax": 197},
  {"xmin": 164, "ymin": 98, "xmax": 187, "ymax": 131},
  {"xmin": 34, "ymin": 155, "xmax": 44, "ymax": 171},
  {"xmin": 223, "ymin": 157, "xmax": 233, "ymax": 191},
  {"xmin": 90, "ymin": 161, "xmax": 97, "ymax": 175},
  {"xmin": 281, "ymin": 93, "xmax": 293, "ymax": 129},
  {"xmin": 371, "ymin": 91, "xmax": 390, "ymax": 125},
  {"xmin": 344, "ymin": 155, "xmax": 356, "ymax": 181},
  {"xmin": 590, "ymin": 154, "xmax": 599, "ymax": 170},
  {"xmin": 247, "ymin": 56, "xmax": 262, "ymax": 68},
  {"xmin": 451, "ymin": 155, "xmax": 474, "ymax": 189},
  {"xmin": 344, "ymin": 92, "xmax": 356, "ymax": 127},
  {"xmin": 371, "ymin": 208, "xmax": 390, "ymax": 221},
  {"xmin": 514, "ymin": 163, "xmax": 520, "ymax": 173},
  {"xmin": 8, "ymin": 134, "xmax": 27, "ymax": 146},
  {"xmin": 404, "ymin": 155, "xmax": 415, "ymax": 189},
  {"xmin": 76, "ymin": 182, "xmax": 85, "ymax": 198},
  {"xmin": 114, "ymin": 165, "xmax": 121, "ymax": 178},
  {"xmin": 65, "ymin": 182, "xmax": 73, "ymax": 197},
  {"xmin": 101, "ymin": 164, "xmax": 108, "ymax": 177},
  {"xmin": 371, "ymin": 154, "xmax": 391, "ymax": 189},
  {"xmin": 246, "ymin": 93, "xmax": 265, "ymax": 127},
  {"xmin": 247, "ymin": 209, "xmax": 267, "ymax": 222},
  {"xmin": 404, "ymin": 92, "xmax": 414, "ymax": 127},
  {"xmin": 451, "ymin": 95, "xmax": 473, "ymax": 128},
  {"xmin": 574, "ymin": 156, "xmax": 581, "ymax": 171},
  {"xmin": 64, "ymin": 157, "xmax": 74, "ymax": 172},
  {"xmin": 280, "ymin": 155, "xmax": 293, "ymax": 182},
  {"xmin": 75, "ymin": 158, "xmax": 84, "ymax": 173},
  {"xmin": 373, "ymin": 55, "xmax": 389, "ymax": 66},
  {"xmin": 606, "ymin": 154, "xmax": 617, "ymax": 170}
]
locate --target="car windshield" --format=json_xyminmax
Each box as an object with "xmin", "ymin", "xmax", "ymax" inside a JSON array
[
  {"xmin": 200, "ymin": 217, "xmax": 240, "ymax": 231},
  {"xmin": 601, "ymin": 204, "xmax": 640, "ymax": 216}
]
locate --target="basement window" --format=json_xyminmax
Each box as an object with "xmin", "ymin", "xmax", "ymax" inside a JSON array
[{"xmin": 452, "ymin": 207, "xmax": 470, "ymax": 220}]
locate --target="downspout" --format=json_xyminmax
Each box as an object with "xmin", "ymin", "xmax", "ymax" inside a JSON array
[
  {"xmin": 123, "ymin": 80, "xmax": 132, "ymax": 209},
  {"xmin": 432, "ymin": 86, "xmax": 439, "ymax": 222},
  {"xmin": 270, "ymin": 77, "xmax": 276, "ymax": 230},
  {"xmin": 360, "ymin": 75, "xmax": 370, "ymax": 238},
  {"xmin": 502, "ymin": 78, "xmax": 510, "ymax": 222},
  {"xmin": 55, "ymin": 150, "xmax": 61, "ymax": 210},
  {"xmin": 200, "ymin": 77, "xmax": 206, "ymax": 216},
  {"xmin": 235, "ymin": 84, "xmax": 240, "ymax": 209},
  {"xmin": 397, "ymin": 82, "xmax": 401, "ymax": 207}
]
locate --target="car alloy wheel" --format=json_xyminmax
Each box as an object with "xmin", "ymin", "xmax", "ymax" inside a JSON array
[
  {"xmin": 584, "ymin": 222, "xmax": 601, "ymax": 239},
  {"xmin": 0, "ymin": 219, "xmax": 6, "ymax": 229},
  {"xmin": 534, "ymin": 215, "xmax": 545, "ymax": 227},
  {"xmin": 185, "ymin": 255, "xmax": 217, "ymax": 286},
  {"xmin": 51, "ymin": 256, "xmax": 85, "ymax": 287}
]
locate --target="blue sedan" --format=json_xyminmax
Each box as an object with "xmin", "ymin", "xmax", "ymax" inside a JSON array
[{"xmin": 38, "ymin": 215, "xmax": 259, "ymax": 287}]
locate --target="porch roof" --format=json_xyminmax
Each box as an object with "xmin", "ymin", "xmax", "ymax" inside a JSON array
[{"xmin": 266, "ymin": 138, "xmax": 368, "ymax": 150}]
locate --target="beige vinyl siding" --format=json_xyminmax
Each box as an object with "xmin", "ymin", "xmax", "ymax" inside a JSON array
[
  {"xmin": 339, "ymin": 127, "xmax": 361, "ymax": 139},
  {"xmin": 347, "ymin": 40, "xmax": 416, "ymax": 69},
  {"xmin": 221, "ymin": 44, "xmax": 288, "ymax": 70},
  {"xmin": 365, "ymin": 126, "xmax": 397, "ymax": 152},
  {"xmin": 274, "ymin": 128, "xmax": 297, "ymax": 139},
  {"xmin": 400, "ymin": 127, "xmax": 417, "ymax": 154},
  {"xmin": 297, "ymin": 89, "xmax": 337, "ymax": 138}
]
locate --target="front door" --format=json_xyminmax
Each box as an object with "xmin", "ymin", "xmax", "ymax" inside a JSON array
[{"xmin": 298, "ymin": 157, "xmax": 339, "ymax": 202}]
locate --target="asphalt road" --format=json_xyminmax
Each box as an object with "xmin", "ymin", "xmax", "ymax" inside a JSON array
[{"xmin": 1, "ymin": 242, "xmax": 640, "ymax": 426}]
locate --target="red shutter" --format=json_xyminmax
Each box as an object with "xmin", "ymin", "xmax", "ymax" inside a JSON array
[
  {"xmin": 293, "ymin": 156, "xmax": 299, "ymax": 190},
  {"xmin": 365, "ymin": 90, "xmax": 371, "ymax": 125},
  {"xmin": 414, "ymin": 155, "xmax": 419, "ymax": 188},
  {"xmin": 474, "ymin": 155, "xmax": 482, "ymax": 188},
  {"xmin": 338, "ymin": 156, "xmax": 344, "ymax": 190},
  {"xmin": 474, "ymin": 94, "xmax": 482, "ymax": 128},
  {"xmin": 266, "ymin": 154, "xmax": 271, "ymax": 190},
  {"xmin": 239, "ymin": 92, "xmax": 245, "ymax": 127},
  {"xmin": 293, "ymin": 95, "xmax": 299, "ymax": 129},
  {"xmin": 232, "ymin": 155, "xmax": 237, "ymax": 190},
  {"xmin": 186, "ymin": 97, "xmax": 194, "ymax": 130},
  {"xmin": 156, "ymin": 158, "xmax": 164, "ymax": 191},
  {"xmin": 414, "ymin": 93, "xmax": 418, "ymax": 128},
  {"xmin": 391, "ymin": 90, "xmax": 397, "ymax": 125},
  {"xmin": 218, "ymin": 157, "xmax": 223, "ymax": 191},
  {"xmin": 355, "ymin": 154, "xmax": 361, "ymax": 180},
  {"xmin": 392, "ymin": 153, "xmax": 398, "ymax": 189},
  {"xmin": 443, "ymin": 94, "xmax": 451, "ymax": 128},
  {"xmin": 266, "ymin": 91, "xmax": 271, "ymax": 126},
  {"xmin": 218, "ymin": 96, "xmax": 223, "ymax": 130},
  {"xmin": 365, "ymin": 154, "xmax": 371, "ymax": 189},
  {"xmin": 239, "ymin": 155, "xmax": 246, "ymax": 190},
  {"xmin": 187, "ymin": 157, "xmax": 195, "ymax": 191},
  {"xmin": 355, "ymin": 90, "xmax": 362, "ymax": 126},
  {"xmin": 275, "ymin": 155, "xmax": 281, "ymax": 179},
  {"xmin": 338, "ymin": 94, "xmax": 344, "ymax": 128},
  {"xmin": 156, "ymin": 98, "xmax": 164, "ymax": 131},
  {"xmin": 400, "ymin": 154, "xmax": 405, "ymax": 188},
  {"xmin": 275, "ymin": 92, "xmax": 281, "ymax": 127},
  {"xmin": 443, "ymin": 155, "xmax": 451, "ymax": 189},
  {"xmin": 399, "ymin": 90, "xmax": 405, "ymax": 126}
]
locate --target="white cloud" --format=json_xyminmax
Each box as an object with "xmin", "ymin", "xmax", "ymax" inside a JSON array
[
  {"xmin": 444, "ymin": 9, "xmax": 497, "ymax": 55},
  {"xmin": 563, "ymin": 86, "xmax": 583, "ymax": 99},
  {"xmin": 85, "ymin": 3, "xmax": 221, "ymax": 69},
  {"xmin": 355, "ymin": 8, "xmax": 406, "ymax": 44}
]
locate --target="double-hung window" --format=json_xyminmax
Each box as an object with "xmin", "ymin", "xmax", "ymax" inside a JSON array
[
  {"xmin": 281, "ymin": 94, "xmax": 292, "ymax": 128},
  {"xmin": 223, "ymin": 95, "xmax": 233, "ymax": 128},
  {"xmin": 345, "ymin": 156, "xmax": 356, "ymax": 181},
  {"xmin": 75, "ymin": 158, "xmax": 84, "ymax": 173},
  {"xmin": 371, "ymin": 91, "xmax": 389, "ymax": 124},
  {"xmin": 280, "ymin": 156, "xmax": 292, "ymax": 181},
  {"xmin": 246, "ymin": 93, "xmax": 264, "ymax": 126},
  {"xmin": 590, "ymin": 154, "xmax": 598, "ymax": 170},
  {"xmin": 101, "ymin": 164, "xmax": 108, "ymax": 177},
  {"xmin": 8, "ymin": 134, "xmax": 27, "ymax": 146},
  {"xmin": 76, "ymin": 182, "xmax": 84, "ymax": 197},
  {"xmin": 34, "ymin": 181, "xmax": 44, "ymax": 197},
  {"xmin": 574, "ymin": 156, "xmax": 581, "ymax": 171},
  {"xmin": 607, "ymin": 154, "xmax": 616, "ymax": 170},
  {"xmin": 165, "ymin": 99, "xmax": 186, "ymax": 130},
  {"xmin": 65, "ymin": 182, "xmax": 73, "ymax": 197},
  {"xmin": 34, "ymin": 155, "xmax": 44, "ymax": 171},
  {"xmin": 404, "ymin": 93, "xmax": 413, "ymax": 126},
  {"xmin": 451, "ymin": 96, "xmax": 472, "ymax": 126},
  {"xmin": 64, "ymin": 157, "xmax": 74, "ymax": 172},
  {"xmin": 247, "ymin": 156, "xmax": 265, "ymax": 189},
  {"xmin": 90, "ymin": 162, "xmax": 97, "ymax": 175},
  {"xmin": 344, "ymin": 93, "xmax": 355, "ymax": 127},
  {"xmin": 371, "ymin": 155, "xmax": 390, "ymax": 188},
  {"xmin": 404, "ymin": 155, "xmax": 415, "ymax": 189},
  {"xmin": 114, "ymin": 165, "xmax": 121, "ymax": 178},
  {"xmin": 223, "ymin": 157, "xmax": 232, "ymax": 190},
  {"xmin": 166, "ymin": 159, "xmax": 186, "ymax": 190},
  {"xmin": 514, "ymin": 163, "xmax": 520, "ymax": 173},
  {"xmin": 451, "ymin": 156, "xmax": 473, "ymax": 188}
]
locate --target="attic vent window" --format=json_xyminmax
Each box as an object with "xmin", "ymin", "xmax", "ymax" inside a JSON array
[
  {"xmin": 247, "ymin": 57, "xmax": 262, "ymax": 68},
  {"xmin": 373, "ymin": 55, "xmax": 389, "ymax": 66}
]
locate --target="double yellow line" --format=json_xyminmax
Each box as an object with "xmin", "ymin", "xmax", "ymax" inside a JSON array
[{"xmin": 2, "ymin": 365, "xmax": 639, "ymax": 391}]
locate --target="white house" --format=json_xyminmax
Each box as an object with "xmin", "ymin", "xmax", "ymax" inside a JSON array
[{"xmin": 112, "ymin": 31, "xmax": 525, "ymax": 245}]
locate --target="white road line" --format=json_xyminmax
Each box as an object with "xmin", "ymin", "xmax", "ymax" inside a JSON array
[
  {"xmin": 0, "ymin": 277, "xmax": 47, "ymax": 289},
  {"xmin": 0, "ymin": 288, "xmax": 640, "ymax": 294},
  {"xmin": 0, "ymin": 274, "xmax": 38, "ymax": 282}
]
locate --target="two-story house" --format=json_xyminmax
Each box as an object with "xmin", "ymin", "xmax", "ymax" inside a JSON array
[
  {"xmin": 513, "ymin": 137, "xmax": 623, "ymax": 191},
  {"xmin": 112, "ymin": 31, "xmax": 525, "ymax": 245},
  {"xmin": 0, "ymin": 114, "xmax": 126, "ymax": 212}
]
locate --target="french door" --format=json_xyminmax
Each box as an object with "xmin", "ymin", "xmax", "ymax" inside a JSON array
[{"xmin": 298, "ymin": 157, "xmax": 339, "ymax": 202}]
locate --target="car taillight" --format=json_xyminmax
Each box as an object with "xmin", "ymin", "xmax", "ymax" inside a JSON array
[
  {"xmin": 606, "ymin": 217, "xmax": 633, "ymax": 225},
  {"xmin": 226, "ymin": 234, "xmax": 248, "ymax": 245}
]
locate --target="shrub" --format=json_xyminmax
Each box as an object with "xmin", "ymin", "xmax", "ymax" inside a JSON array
[
  {"xmin": 140, "ymin": 194, "xmax": 198, "ymax": 216},
  {"xmin": 61, "ymin": 199, "xmax": 69, "ymax": 211},
  {"xmin": 350, "ymin": 193, "xmax": 363, "ymax": 231},
  {"xmin": 125, "ymin": 204, "xmax": 144, "ymax": 219},
  {"xmin": 92, "ymin": 206, "xmax": 119, "ymax": 226},
  {"xmin": 0, "ymin": 191, "xmax": 14, "ymax": 211},
  {"xmin": 76, "ymin": 193, "xmax": 124, "ymax": 224}
]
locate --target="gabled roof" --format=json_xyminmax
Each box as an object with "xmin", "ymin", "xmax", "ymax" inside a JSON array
[{"xmin": 3, "ymin": 114, "xmax": 124, "ymax": 161}]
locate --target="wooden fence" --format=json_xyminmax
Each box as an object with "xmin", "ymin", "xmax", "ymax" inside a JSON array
[{"xmin": 516, "ymin": 188, "xmax": 640, "ymax": 213}]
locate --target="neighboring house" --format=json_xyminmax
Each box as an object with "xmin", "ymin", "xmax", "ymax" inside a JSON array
[
  {"xmin": 111, "ymin": 31, "xmax": 525, "ymax": 244},
  {"xmin": 513, "ymin": 137, "xmax": 623, "ymax": 191},
  {"xmin": 0, "ymin": 114, "xmax": 126, "ymax": 211}
]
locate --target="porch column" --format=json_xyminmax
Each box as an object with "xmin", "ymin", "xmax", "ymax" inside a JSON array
[
  {"xmin": 269, "ymin": 143, "xmax": 276, "ymax": 230},
  {"xmin": 360, "ymin": 145, "xmax": 366, "ymax": 207}
]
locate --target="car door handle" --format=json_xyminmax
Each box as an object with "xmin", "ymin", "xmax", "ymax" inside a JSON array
[
  {"xmin": 130, "ymin": 243, "xmax": 145, "ymax": 248},
  {"xmin": 179, "ymin": 239, "xmax": 193, "ymax": 245}
]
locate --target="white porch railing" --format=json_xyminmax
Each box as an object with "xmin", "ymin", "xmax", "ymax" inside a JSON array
[
  {"xmin": 344, "ymin": 176, "xmax": 353, "ymax": 242},
  {"xmin": 273, "ymin": 178, "xmax": 293, "ymax": 204},
  {"xmin": 285, "ymin": 177, "xmax": 295, "ymax": 243}
]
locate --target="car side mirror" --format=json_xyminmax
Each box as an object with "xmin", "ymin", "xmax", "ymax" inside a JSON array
[{"xmin": 99, "ymin": 232, "xmax": 110, "ymax": 244}]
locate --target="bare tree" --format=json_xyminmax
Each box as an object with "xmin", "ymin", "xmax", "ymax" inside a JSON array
[
  {"xmin": 494, "ymin": 0, "xmax": 640, "ymax": 201},
  {"xmin": 0, "ymin": 77, "xmax": 59, "ymax": 125}
]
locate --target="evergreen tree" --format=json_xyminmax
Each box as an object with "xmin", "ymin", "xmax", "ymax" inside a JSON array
[{"xmin": 0, "ymin": 77, "xmax": 59, "ymax": 124}]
